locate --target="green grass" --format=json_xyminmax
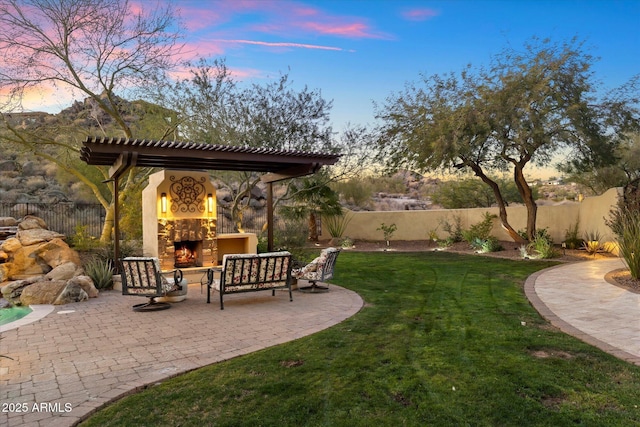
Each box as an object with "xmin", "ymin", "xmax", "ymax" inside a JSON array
[{"xmin": 81, "ymin": 251, "xmax": 640, "ymax": 426}]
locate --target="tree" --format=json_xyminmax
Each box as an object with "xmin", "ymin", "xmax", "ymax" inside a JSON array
[
  {"xmin": 561, "ymin": 132, "xmax": 640, "ymax": 195},
  {"xmin": 280, "ymin": 174, "xmax": 343, "ymax": 242},
  {"xmin": 0, "ymin": 0, "xmax": 184, "ymax": 242},
  {"xmin": 150, "ymin": 60, "xmax": 373, "ymax": 232},
  {"xmin": 376, "ymin": 37, "xmax": 640, "ymax": 241},
  {"xmin": 430, "ymin": 177, "xmax": 537, "ymax": 209}
]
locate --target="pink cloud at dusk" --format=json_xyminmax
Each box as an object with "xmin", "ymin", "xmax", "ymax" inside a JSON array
[
  {"xmin": 167, "ymin": 64, "xmax": 262, "ymax": 82},
  {"xmin": 401, "ymin": 8, "xmax": 439, "ymax": 22},
  {"xmin": 300, "ymin": 21, "xmax": 384, "ymax": 39},
  {"xmin": 176, "ymin": 0, "xmax": 386, "ymax": 40},
  {"xmin": 212, "ymin": 39, "xmax": 354, "ymax": 52}
]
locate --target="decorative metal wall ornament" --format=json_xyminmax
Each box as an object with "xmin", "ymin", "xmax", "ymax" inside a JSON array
[{"xmin": 169, "ymin": 175, "xmax": 206, "ymax": 213}]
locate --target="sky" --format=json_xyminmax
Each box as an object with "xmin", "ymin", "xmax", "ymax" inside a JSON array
[
  {"xmin": 167, "ymin": 0, "xmax": 639, "ymax": 130},
  {"xmin": 12, "ymin": 0, "xmax": 640, "ymax": 177}
]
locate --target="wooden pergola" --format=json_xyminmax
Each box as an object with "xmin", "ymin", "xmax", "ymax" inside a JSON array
[{"xmin": 80, "ymin": 136, "xmax": 340, "ymax": 260}]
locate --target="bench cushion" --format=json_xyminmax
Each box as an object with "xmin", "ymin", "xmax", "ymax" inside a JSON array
[{"xmin": 215, "ymin": 251, "xmax": 291, "ymax": 293}]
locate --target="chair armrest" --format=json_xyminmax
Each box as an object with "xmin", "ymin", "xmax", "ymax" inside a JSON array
[{"xmin": 161, "ymin": 268, "xmax": 184, "ymax": 290}]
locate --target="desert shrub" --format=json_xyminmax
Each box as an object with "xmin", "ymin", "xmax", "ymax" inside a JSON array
[
  {"xmin": 275, "ymin": 219, "xmax": 308, "ymax": 251},
  {"xmin": 469, "ymin": 236, "xmax": 503, "ymax": 253},
  {"xmin": 84, "ymin": 257, "xmax": 114, "ymax": 290},
  {"xmin": 518, "ymin": 227, "xmax": 553, "ymax": 243},
  {"xmin": 439, "ymin": 215, "xmax": 463, "ymax": 243},
  {"xmin": 462, "ymin": 212, "xmax": 497, "ymax": 244},
  {"xmin": 563, "ymin": 219, "xmax": 583, "ymax": 249},
  {"xmin": 341, "ymin": 237, "xmax": 354, "ymax": 248},
  {"xmin": 582, "ymin": 230, "xmax": 604, "ymax": 255},
  {"xmin": 324, "ymin": 212, "xmax": 353, "ymax": 238},
  {"xmin": 92, "ymin": 240, "xmax": 142, "ymax": 265},
  {"xmin": 69, "ymin": 224, "xmax": 101, "ymax": 251},
  {"xmin": 527, "ymin": 235, "xmax": 558, "ymax": 259},
  {"xmin": 606, "ymin": 183, "xmax": 640, "ymax": 279},
  {"xmin": 332, "ymin": 179, "xmax": 373, "ymax": 209},
  {"xmin": 377, "ymin": 222, "xmax": 397, "ymax": 243}
]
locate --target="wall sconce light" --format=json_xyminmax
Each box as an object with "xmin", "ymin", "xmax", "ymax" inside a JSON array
[
  {"xmin": 207, "ymin": 193, "xmax": 214, "ymax": 213},
  {"xmin": 161, "ymin": 193, "xmax": 167, "ymax": 213}
]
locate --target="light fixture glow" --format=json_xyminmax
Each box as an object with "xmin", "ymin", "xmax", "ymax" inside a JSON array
[
  {"xmin": 207, "ymin": 193, "xmax": 214, "ymax": 213},
  {"xmin": 161, "ymin": 193, "xmax": 167, "ymax": 213}
]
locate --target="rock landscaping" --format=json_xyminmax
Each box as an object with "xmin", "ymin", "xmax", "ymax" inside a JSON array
[{"xmin": 0, "ymin": 215, "xmax": 98, "ymax": 306}]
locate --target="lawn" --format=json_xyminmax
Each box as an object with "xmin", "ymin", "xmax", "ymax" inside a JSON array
[{"xmin": 81, "ymin": 251, "xmax": 640, "ymax": 426}]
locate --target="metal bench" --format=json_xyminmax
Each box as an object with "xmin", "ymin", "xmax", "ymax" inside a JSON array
[{"xmin": 206, "ymin": 251, "xmax": 293, "ymax": 310}]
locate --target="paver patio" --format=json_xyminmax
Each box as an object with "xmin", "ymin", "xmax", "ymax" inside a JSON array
[{"xmin": 0, "ymin": 284, "xmax": 363, "ymax": 426}]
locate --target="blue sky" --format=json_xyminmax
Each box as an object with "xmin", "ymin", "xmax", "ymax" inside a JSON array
[{"xmin": 172, "ymin": 0, "xmax": 639, "ymax": 131}]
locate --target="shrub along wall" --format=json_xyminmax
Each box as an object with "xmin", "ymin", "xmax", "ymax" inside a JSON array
[{"xmin": 322, "ymin": 187, "xmax": 620, "ymax": 247}]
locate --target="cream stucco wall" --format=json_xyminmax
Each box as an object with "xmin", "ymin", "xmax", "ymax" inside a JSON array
[{"xmin": 320, "ymin": 188, "xmax": 621, "ymax": 247}]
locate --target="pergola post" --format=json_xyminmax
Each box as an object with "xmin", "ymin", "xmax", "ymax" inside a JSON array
[
  {"xmin": 113, "ymin": 175, "xmax": 121, "ymax": 265},
  {"xmin": 267, "ymin": 182, "xmax": 274, "ymax": 252}
]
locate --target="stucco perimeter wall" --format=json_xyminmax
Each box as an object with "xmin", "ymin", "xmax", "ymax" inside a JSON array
[{"xmin": 320, "ymin": 187, "xmax": 621, "ymax": 245}]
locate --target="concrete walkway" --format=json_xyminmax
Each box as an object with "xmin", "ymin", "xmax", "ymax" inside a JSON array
[
  {"xmin": 0, "ymin": 284, "xmax": 363, "ymax": 427},
  {"xmin": 525, "ymin": 258, "xmax": 640, "ymax": 366}
]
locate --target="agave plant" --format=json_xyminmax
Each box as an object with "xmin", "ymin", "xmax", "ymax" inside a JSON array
[{"xmin": 84, "ymin": 258, "xmax": 114, "ymax": 290}]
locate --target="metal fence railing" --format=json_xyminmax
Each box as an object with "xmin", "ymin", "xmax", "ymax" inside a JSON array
[
  {"xmin": 0, "ymin": 202, "xmax": 270, "ymax": 239},
  {"xmin": 0, "ymin": 202, "xmax": 105, "ymax": 238},
  {"xmin": 215, "ymin": 205, "xmax": 268, "ymax": 234}
]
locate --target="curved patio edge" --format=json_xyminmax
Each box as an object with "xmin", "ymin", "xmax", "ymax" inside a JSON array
[
  {"xmin": 524, "ymin": 258, "xmax": 640, "ymax": 366},
  {"xmin": 0, "ymin": 284, "xmax": 364, "ymax": 427}
]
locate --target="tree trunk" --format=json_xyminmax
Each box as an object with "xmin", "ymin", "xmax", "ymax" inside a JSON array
[
  {"xmin": 468, "ymin": 162, "xmax": 526, "ymax": 243},
  {"xmin": 308, "ymin": 212, "xmax": 319, "ymax": 242},
  {"xmin": 513, "ymin": 164, "xmax": 537, "ymax": 241},
  {"xmin": 100, "ymin": 203, "xmax": 115, "ymax": 243}
]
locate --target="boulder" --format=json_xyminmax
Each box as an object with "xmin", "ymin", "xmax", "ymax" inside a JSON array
[
  {"xmin": 67, "ymin": 275, "xmax": 99, "ymax": 298},
  {"xmin": 0, "ymin": 217, "xmax": 19, "ymax": 227},
  {"xmin": 53, "ymin": 282, "xmax": 89, "ymax": 305},
  {"xmin": 7, "ymin": 242, "xmax": 52, "ymax": 278},
  {"xmin": 20, "ymin": 280, "xmax": 67, "ymax": 305},
  {"xmin": 16, "ymin": 229, "xmax": 65, "ymax": 246},
  {"xmin": 1, "ymin": 276, "xmax": 46, "ymax": 304},
  {"xmin": 0, "ymin": 215, "xmax": 98, "ymax": 306},
  {"xmin": 45, "ymin": 262, "xmax": 81, "ymax": 281},
  {"xmin": 0, "ymin": 264, "xmax": 7, "ymax": 282},
  {"xmin": 36, "ymin": 238, "xmax": 82, "ymax": 268},
  {"xmin": 1, "ymin": 237, "xmax": 22, "ymax": 253},
  {"xmin": 18, "ymin": 215, "xmax": 48, "ymax": 230}
]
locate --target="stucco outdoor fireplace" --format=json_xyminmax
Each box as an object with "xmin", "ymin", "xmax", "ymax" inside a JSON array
[
  {"xmin": 142, "ymin": 170, "xmax": 258, "ymax": 271},
  {"xmin": 142, "ymin": 170, "xmax": 217, "ymax": 271}
]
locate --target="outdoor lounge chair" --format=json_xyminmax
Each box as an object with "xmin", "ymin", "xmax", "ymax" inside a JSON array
[
  {"xmin": 293, "ymin": 247, "xmax": 340, "ymax": 293},
  {"xmin": 119, "ymin": 257, "xmax": 184, "ymax": 311}
]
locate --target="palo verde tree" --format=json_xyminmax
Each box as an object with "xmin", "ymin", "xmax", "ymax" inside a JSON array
[
  {"xmin": 376, "ymin": 37, "xmax": 639, "ymax": 241},
  {"xmin": 0, "ymin": 0, "xmax": 184, "ymax": 242}
]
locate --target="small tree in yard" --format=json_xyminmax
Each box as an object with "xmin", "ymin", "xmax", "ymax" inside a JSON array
[{"xmin": 377, "ymin": 223, "xmax": 397, "ymax": 247}]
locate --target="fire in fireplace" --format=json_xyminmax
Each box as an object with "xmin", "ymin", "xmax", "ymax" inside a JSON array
[{"xmin": 174, "ymin": 241, "xmax": 202, "ymax": 268}]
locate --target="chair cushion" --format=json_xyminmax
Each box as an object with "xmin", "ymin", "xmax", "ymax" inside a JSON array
[
  {"xmin": 122, "ymin": 257, "xmax": 176, "ymax": 294},
  {"xmin": 293, "ymin": 247, "xmax": 338, "ymax": 280}
]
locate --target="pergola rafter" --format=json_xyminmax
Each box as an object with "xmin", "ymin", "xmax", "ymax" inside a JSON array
[{"xmin": 80, "ymin": 137, "xmax": 341, "ymax": 260}]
